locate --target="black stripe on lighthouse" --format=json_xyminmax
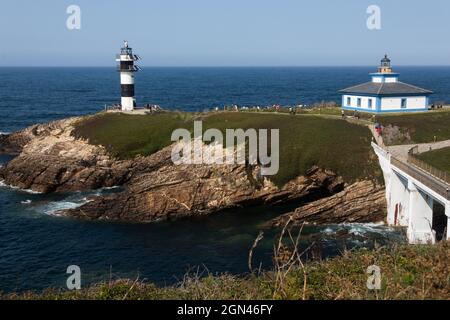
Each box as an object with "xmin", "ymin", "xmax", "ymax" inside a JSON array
[
  {"xmin": 121, "ymin": 84, "xmax": 135, "ymax": 97},
  {"xmin": 119, "ymin": 60, "xmax": 134, "ymax": 71}
]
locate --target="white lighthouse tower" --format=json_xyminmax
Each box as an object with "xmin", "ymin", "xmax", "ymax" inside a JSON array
[{"xmin": 116, "ymin": 41, "xmax": 141, "ymax": 111}]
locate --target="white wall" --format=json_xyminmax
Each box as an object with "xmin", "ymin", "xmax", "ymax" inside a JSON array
[
  {"xmin": 381, "ymin": 97, "xmax": 427, "ymax": 111},
  {"xmin": 447, "ymin": 204, "xmax": 450, "ymax": 241},
  {"xmin": 372, "ymin": 76, "xmax": 384, "ymax": 83},
  {"xmin": 372, "ymin": 142, "xmax": 450, "ymax": 244},
  {"xmin": 121, "ymin": 97, "xmax": 134, "ymax": 111},
  {"xmin": 371, "ymin": 76, "xmax": 398, "ymax": 83},
  {"xmin": 119, "ymin": 54, "xmax": 134, "ymax": 61},
  {"xmin": 389, "ymin": 171, "xmax": 410, "ymax": 226},
  {"xmin": 408, "ymin": 185, "xmax": 435, "ymax": 244},
  {"xmin": 120, "ymin": 72, "xmax": 134, "ymax": 84},
  {"xmin": 385, "ymin": 77, "xmax": 398, "ymax": 83},
  {"xmin": 343, "ymin": 95, "xmax": 377, "ymax": 111}
]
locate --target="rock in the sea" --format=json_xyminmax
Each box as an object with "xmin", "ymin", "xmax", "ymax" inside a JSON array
[
  {"xmin": 64, "ymin": 160, "xmax": 344, "ymax": 222},
  {"xmin": 0, "ymin": 127, "xmax": 36, "ymax": 155},
  {"xmin": 0, "ymin": 117, "xmax": 133, "ymax": 192},
  {"xmin": 0, "ymin": 116, "xmax": 385, "ymax": 223},
  {"xmin": 267, "ymin": 180, "xmax": 386, "ymax": 227},
  {"xmin": 0, "ymin": 117, "xmax": 204, "ymax": 194}
]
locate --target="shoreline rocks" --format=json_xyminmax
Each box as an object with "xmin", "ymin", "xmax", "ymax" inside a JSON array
[
  {"xmin": 64, "ymin": 163, "xmax": 345, "ymax": 222},
  {"xmin": 0, "ymin": 117, "xmax": 132, "ymax": 193},
  {"xmin": 267, "ymin": 180, "xmax": 386, "ymax": 228},
  {"xmin": 0, "ymin": 117, "xmax": 386, "ymax": 224}
]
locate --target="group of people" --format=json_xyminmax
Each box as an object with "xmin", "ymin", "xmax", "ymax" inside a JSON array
[
  {"xmin": 221, "ymin": 104, "xmax": 304, "ymax": 113},
  {"xmin": 144, "ymin": 104, "xmax": 162, "ymax": 112},
  {"xmin": 341, "ymin": 109, "xmax": 360, "ymax": 119}
]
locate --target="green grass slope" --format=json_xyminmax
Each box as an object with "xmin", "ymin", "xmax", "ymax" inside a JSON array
[
  {"xmin": 417, "ymin": 146, "xmax": 450, "ymax": 174},
  {"xmin": 379, "ymin": 110, "xmax": 450, "ymax": 145},
  {"xmin": 73, "ymin": 112, "xmax": 381, "ymax": 186},
  {"xmin": 73, "ymin": 112, "xmax": 195, "ymax": 159}
]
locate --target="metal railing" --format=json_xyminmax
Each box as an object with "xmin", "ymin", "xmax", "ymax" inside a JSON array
[
  {"xmin": 391, "ymin": 157, "xmax": 450, "ymax": 200},
  {"xmin": 408, "ymin": 155, "xmax": 450, "ymax": 185},
  {"xmin": 407, "ymin": 145, "xmax": 450, "ymax": 185}
]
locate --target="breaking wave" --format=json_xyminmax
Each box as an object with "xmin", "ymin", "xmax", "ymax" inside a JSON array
[
  {"xmin": 35, "ymin": 186, "xmax": 121, "ymax": 216},
  {"xmin": 0, "ymin": 180, "xmax": 42, "ymax": 194},
  {"xmin": 41, "ymin": 198, "xmax": 92, "ymax": 216},
  {"xmin": 320, "ymin": 222, "xmax": 396, "ymax": 237}
]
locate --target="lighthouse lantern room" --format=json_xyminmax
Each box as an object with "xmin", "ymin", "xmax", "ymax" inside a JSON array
[{"xmin": 116, "ymin": 41, "xmax": 141, "ymax": 111}]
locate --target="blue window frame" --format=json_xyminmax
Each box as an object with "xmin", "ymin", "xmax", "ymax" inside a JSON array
[
  {"xmin": 357, "ymin": 98, "xmax": 361, "ymax": 107},
  {"xmin": 401, "ymin": 98, "xmax": 407, "ymax": 108},
  {"xmin": 347, "ymin": 97, "xmax": 351, "ymax": 106},
  {"xmin": 368, "ymin": 99, "xmax": 373, "ymax": 108}
]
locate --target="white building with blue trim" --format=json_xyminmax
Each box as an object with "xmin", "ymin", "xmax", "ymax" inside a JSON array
[{"xmin": 340, "ymin": 55, "xmax": 433, "ymax": 113}]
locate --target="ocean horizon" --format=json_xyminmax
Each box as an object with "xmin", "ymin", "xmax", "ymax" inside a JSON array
[{"xmin": 1, "ymin": 66, "xmax": 449, "ymax": 133}]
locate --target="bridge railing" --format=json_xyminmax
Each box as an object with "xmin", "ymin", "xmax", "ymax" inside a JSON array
[
  {"xmin": 391, "ymin": 157, "xmax": 450, "ymax": 200},
  {"xmin": 371, "ymin": 141, "xmax": 389, "ymax": 158},
  {"xmin": 407, "ymin": 155, "xmax": 450, "ymax": 185},
  {"xmin": 407, "ymin": 146, "xmax": 450, "ymax": 185}
]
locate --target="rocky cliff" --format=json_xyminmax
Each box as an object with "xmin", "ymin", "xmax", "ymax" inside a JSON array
[
  {"xmin": 0, "ymin": 116, "xmax": 386, "ymax": 224},
  {"xmin": 64, "ymin": 161, "xmax": 346, "ymax": 222},
  {"xmin": 0, "ymin": 117, "xmax": 134, "ymax": 193},
  {"xmin": 267, "ymin": 180, "xmax": 386, "ymax": 227}
]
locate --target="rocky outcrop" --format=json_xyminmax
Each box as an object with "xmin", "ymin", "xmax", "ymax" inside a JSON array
[
  {"xmin": 267, "ymin": 180, "xmax": 386, "ymax": 227},
  {"xmin": 0, "ymin": 116, "xmax": 386, "ymax": 223},
  {"xmin": 0, "ymin": 126, "xmax": 40, "ymax": 155},
  {"xmin": 382, "ymin": 124, "xmax": 412, "ymax": 146},
  {"xmin": 64, "ymin": 163, "xmax": 344, "ymax": 222},
  {"xmin": 0, "ymin": 117, "xmax": 134, "ymax": 193}
]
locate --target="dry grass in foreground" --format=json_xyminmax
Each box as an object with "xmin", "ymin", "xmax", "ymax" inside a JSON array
[{"xmin": 3, "ymin": 235, "xmax": 448, "ymax": 300}]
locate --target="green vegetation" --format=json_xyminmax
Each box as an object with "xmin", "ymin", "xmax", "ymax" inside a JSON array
[
  {"xmin": 202, "ymin": 113, "xmax": 380, "ymax": 185},
  {"xmin": 73, "ymin": 111, "xmax": 381, "ymax": 186},
  {"xmin": 417, "ymin": 147, "xmax": 450, "ymax": 174},
  {"xmin": 73, "ymin": 112, "xmax": 195, "ymax": 159},
  {"xmin": 297, "ymin": 106, "xmax": 342, "ymax": 116},
  {"xmin": 378, "ymin": 110, "xmax": 450, "ymax": 145},
  {"xmin": 3, "ymin": 242, "xmax": 448, "ymax": 300}
]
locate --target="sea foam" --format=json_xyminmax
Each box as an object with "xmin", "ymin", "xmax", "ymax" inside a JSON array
[{"xmin": 0, "ymin": 180, "xmax": 42, "ymax": 194}]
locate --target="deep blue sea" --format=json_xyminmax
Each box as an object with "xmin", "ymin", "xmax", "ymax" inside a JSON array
[{"xmin": 1, "ymin": 66, "xmax": 448, "ymax": 293}]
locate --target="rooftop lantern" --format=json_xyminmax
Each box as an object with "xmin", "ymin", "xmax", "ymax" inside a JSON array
[{"xmin": 378, "ymin": 54, "xmax": 393, "ymax": 73}]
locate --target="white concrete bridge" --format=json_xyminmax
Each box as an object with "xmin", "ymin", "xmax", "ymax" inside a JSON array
[{"xmin": 372, "ymin": 141, "xmax": 450, "ymax": 244}]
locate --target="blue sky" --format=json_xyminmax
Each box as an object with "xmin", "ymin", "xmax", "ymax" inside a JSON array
[{"xmin": 0, "ymin": 0, "xmax": 449, "ymax": 66}]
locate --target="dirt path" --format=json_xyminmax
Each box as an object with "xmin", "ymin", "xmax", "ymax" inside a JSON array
[{"xmin": 387, "ymin": 140, "xmax": 450, "ymax": 162}]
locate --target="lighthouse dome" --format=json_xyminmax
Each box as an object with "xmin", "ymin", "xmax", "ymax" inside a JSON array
[
  {"xmin": 378, "ymin": 54, "xmax": 393, "ymax": 74},
  {"xmin": 381, "ymin": 54, "xmax": 391, "ymax": 67}
]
